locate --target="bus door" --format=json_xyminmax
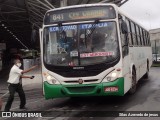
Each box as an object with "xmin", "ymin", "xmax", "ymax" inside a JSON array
[{"xmin": 119, "ymin": 16, "xmax": 131, "ymax": 92}]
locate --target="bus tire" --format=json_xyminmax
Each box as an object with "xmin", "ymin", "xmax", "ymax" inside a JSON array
[
  {"xmin": 128, "ymin": 69, "xmax": 136, "ymax": 94},
  {"xmin": 143, "ymin": 61, "xmax": 149, "ymax": 79}
]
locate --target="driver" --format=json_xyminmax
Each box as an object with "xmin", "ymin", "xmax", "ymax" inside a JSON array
[{"xmin": 79, "ymin": 33, "xmax": 92, "ymax": 53}]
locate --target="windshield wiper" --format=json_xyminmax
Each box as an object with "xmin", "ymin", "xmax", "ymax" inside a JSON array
[
  {"xmin": 83, "ymin": 20, "xmax": 99, "ymax": 50},
  {"xmin": 58, "ymin": 23, "xmax": 68, "ymax": 45},
  {"xmin": 85, "ymin": 19, "xmax": 99, "ymax": 41}
]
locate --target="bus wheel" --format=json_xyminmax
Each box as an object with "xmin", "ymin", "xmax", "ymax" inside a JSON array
[
  {"xmin": 128, "ymin": 69, "xmax": 136, "ymax": 94},
  {"xmin": 143, "ymin": 62, "xmax": 149, "ymax": 79}
]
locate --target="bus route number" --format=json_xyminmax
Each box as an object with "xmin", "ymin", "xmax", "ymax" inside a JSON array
[{"xmin": 52, "ymin": 14, "xmax": 64, "ymax": 21}]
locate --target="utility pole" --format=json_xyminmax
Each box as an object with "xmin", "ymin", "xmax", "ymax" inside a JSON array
[{"xmin": 60, "ymin": 0, "xmax": 67, "ymax": 7}]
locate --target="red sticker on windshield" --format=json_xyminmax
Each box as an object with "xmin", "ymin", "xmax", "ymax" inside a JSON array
[{"xmin": 80, "ymin": 52, "xmax": 114, "ymax": 58}]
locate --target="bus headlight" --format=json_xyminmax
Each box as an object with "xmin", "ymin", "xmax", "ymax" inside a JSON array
[
  {"xmin": 43, "ymin": 73, "xmax": 60, "ymax": 85},
  {"xmin": 102, "ymin": 70, "xmax": 120, "ymax": 82}
]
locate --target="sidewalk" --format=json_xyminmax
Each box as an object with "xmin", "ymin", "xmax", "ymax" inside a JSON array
[{"xmin": 0, "ymin": 66, "xmax": 11, "ymax": 97}]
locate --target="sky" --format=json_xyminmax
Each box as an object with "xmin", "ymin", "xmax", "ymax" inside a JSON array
[{"xmin": 120, "ymin": 0, "xmax": 160, "ymax": 30}]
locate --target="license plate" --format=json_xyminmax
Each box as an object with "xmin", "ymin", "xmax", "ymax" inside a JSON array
[{"xmin": 104, "ymin": 86, "xmax": 118, "ymax": 92}]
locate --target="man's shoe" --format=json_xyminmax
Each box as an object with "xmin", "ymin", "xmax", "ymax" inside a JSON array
[
  {"xmin": 19, "ymin": 106, "xmax": 28, "ymax": 110},
  {"xmin": 4, "ymin": 109, "xmax": 10, "ymax": 112}
]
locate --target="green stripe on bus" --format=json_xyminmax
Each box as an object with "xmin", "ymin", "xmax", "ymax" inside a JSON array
[{"xmin": 44, "ymin": 77, "xmax": 124, "ymax": 99}]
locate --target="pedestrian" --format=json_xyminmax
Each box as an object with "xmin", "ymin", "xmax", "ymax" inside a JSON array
[{"xmin": 4, "ymin": 59, "xmax": 37, "ymax": 111}]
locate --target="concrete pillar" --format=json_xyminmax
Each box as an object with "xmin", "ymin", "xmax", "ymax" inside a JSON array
[{"xmin": 60, "ymin": 0, "xmax": 67, "ymax": 7}]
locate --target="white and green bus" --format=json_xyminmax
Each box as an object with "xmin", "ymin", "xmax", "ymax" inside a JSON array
[{"xmin": 40, "ymin": 4, "xmax": 152, "ymax": 99}]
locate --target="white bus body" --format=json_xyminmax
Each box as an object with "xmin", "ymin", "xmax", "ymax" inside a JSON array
[{"xmin": 40, "ymin": 4, "xmax": 152, "ymax": 99}]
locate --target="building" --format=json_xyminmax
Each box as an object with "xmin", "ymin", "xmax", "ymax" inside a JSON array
[{"xmin": 150, "ymin": 28, "xmax": 160, "ymax": 54}]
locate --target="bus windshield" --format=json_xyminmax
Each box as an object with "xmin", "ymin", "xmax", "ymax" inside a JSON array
[{"xmin": 43, "ymin": 21, "xmax": 119, "ymax": 66}]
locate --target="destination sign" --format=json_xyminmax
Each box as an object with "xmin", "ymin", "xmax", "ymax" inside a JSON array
[
  {"xmin": 44, "ymin": 6, "xmax": 116, "ymax": 24},
  {"xmin": 49, "ymin": 22, "xmax": 109, "ymax": 32}
]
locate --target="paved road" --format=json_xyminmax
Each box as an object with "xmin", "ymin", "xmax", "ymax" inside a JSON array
[{"xmin": 1, "ymin": 67, "xmax": 160, "ymax": 120}]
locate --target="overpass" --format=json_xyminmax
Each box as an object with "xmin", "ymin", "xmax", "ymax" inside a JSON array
[
  {"xmin": 0, "ymin": 0, "xmax": 128, "ymax": 49},
  {"xmin": 0, "ymin": 0, "xmax": 128, "ymax": 69}
]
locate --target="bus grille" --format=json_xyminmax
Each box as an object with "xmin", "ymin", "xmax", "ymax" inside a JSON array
[
  {"xmin": 57, "ymin": 71, "xmax": 101, "ymax": 77},
  {"xmin": 64, "ymin": 79, "xmax": 98, "ymax": 83},
  {"xmin": 66, "ymin": 86, "xmax": 96, "ymax": 93}
]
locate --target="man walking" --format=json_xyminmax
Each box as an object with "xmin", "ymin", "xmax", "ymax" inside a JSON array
[{"xmin": 4, "ymin": 59, "xmax": 37, "ymax": 111}]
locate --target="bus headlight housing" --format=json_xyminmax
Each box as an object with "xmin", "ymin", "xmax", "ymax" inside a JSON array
[
  {"xmin": 43, "ymin": 73, "xmax": 60, "ymax": 85},
  {"xmin": 102, "ymin": 70, "xmax": 120, "ymax": 82}
]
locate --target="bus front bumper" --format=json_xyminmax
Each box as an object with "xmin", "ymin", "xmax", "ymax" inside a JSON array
[{"xmin": 44, "ymin": 77, "xmax": 124, "ymax": 99}]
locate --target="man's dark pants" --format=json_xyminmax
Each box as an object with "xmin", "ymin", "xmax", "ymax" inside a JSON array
[{"xmin": 4, "ymin": 83, "xmax": 26, "ymax": 111}]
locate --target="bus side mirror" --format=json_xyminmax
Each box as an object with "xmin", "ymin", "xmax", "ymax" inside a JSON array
[
  {"xmin": 39, "ymin": 29, "xmax": 43, "ymax": 43},
  {"xmin": 39, "ymin": 28, "xmax": 43, "ymax": 50}
]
